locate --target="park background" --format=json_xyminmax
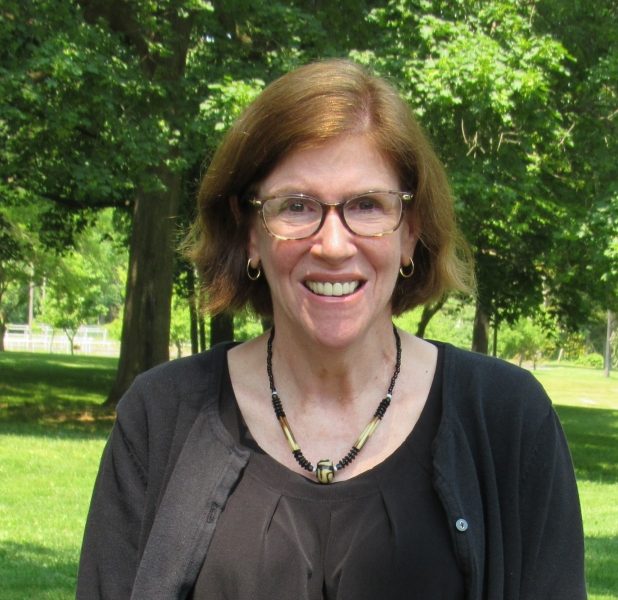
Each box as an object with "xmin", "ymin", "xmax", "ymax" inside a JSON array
[{"xmin": 1, "ymin": 0, "xmax": 616, "ymax": 598}]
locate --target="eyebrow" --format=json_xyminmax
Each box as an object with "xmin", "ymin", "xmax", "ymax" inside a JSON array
[{"xmin": 258, "ymin": 189, "xmax": 396, "ymax": 200}]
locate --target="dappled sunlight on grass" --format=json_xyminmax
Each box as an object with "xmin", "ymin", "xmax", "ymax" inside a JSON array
[
  {"xmin": 0, "ymin": 351, "xmax": 117, "ymax": 436},
  {"xmin": 534, "ymin": 366, "xmax": 618, "ymax": 600},
  {"xmin": 585, "ymin": 534, "xmax": 618, "ymax": 598},
  {"xmin": 0, "ymin": 542, "xmax": 80, "ymax": 600},
  {"xmin": 0, "ymin": 429, "xmax": 106, "ymax": 600},
  {"xmin": 553, "ymin": 405, "xmax": 618, "ymax": 483}
]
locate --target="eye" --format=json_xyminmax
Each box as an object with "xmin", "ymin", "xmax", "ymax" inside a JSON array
[
  {"xmin": 287, "ymin": 199, "xmax": 308, "ymax": 213},
  {"xmin": 278, "ymin": 196, "xmax": 319, "ymax": 214},
  {"xmin": 346, "ymin": 194, "xmax": 387, "ymax": 213},
  {"xmin": 357, "ymin": 198, "xmax": 379, "ymax": 211}
]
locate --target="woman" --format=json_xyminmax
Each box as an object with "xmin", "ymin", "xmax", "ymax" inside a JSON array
[{"xmin": 77, "ymin": 60, "xmax": 586, "ymax": 599}]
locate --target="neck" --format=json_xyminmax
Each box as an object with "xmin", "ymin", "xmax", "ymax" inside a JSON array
[{"xmin": 267, "ymin": 320, "xmax": 398, "ymax": 410}]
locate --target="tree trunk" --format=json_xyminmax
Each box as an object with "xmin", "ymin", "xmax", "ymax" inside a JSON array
[
  {"xmin": 0, "ymin": 319, "xmax": 5, "ymax": 352},
  {"xmin": 96, "ymin": 7, "xmax": 194, "ymax": 406},
  {"xmin": 199, "ymin": 315, "xmax": 207, "ymax": 352},
  {"xmin": 605, "ymin": 309, "xmax": 614, "ymax": 377},
  {"xmin": 28, "ymin": 279, "xmax": 35, "ymax": 326},
  {"xmin": 210, "ymin": 313, "xmax": 234, "ymax": 347},
  {"xmin": 492, "ymin": 320, "xmax": 498, "ymax": 357},
  {"xmin": 471, "ymin": 300, "xmax": 490, "ymax": 354},
  {"xmin": 66, "ymin": 330, "xmax": 76, "ymax": 355},
  {"xmin": 106, "ymin": 169, "xmax": 182, "ymax": 405},
  {"xmin": 415, "ymin": 297, "xmax": 447, "ymax": 339},
  {"xmin": 186, "ymin": 267, "xmax": 199, "ymax": 355},
  {"xmin": 189, "ymin": 295, "xmax": 199, "ymax": 355}
]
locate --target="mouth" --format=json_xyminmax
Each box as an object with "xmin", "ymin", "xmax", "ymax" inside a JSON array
[{"xmin": 304, "ymin": 280, "xmax": 362, "ymax": 297}]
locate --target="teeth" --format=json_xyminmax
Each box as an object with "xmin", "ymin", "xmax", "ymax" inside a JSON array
[{"xmin": 306, "ymin": 281, "xmax": 360, "ymax": 297}]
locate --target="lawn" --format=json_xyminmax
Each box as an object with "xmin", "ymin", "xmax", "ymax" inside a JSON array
[
  {"xmin": 0, "ymin": 351, "xmax": 616, "ymax": 598},
  {"xmin": 534, "ymin": 365, "xmax": 618, "ymax": 599},
  {"xmin": 0, "ymin": 352, "xmax": 116, "ymax": 600}
]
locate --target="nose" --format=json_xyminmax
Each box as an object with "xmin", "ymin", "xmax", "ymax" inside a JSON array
[{"xmin": 310, "ymin": 206, "xmax": 357, "ymax": 263}]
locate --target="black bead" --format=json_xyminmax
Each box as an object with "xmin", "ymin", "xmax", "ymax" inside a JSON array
[{"xmin": 267, "ymin": 325, "xmax": 402, "ymax": 478}]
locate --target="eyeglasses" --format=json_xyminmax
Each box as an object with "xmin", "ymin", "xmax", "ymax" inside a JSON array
[{"xmin": 250, "ymin": 190, "xmax": 412, "ymax": 240}]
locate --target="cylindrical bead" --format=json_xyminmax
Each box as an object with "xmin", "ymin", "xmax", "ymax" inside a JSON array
[
  {"xmin": 278, "ymin": 416, "xmax": 300, "ymax": 451},
  {"xmin": 354, "ymin": 417, "xmax": 381, "ymax": 451}
]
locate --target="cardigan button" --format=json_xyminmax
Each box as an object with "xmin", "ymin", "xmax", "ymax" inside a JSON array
[{"xmin": 455, "ymin": 518, "xmax": 469, "ymax": 532}]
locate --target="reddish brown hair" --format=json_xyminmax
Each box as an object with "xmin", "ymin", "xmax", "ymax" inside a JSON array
[{"xmin": 188, "ymin": 59, "xmax": 474, "ymax": 316}]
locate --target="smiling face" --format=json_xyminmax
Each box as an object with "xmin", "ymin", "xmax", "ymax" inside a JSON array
[{"xmin": 248, "ymin": 134, "xmax": 416, "ymax": 349}]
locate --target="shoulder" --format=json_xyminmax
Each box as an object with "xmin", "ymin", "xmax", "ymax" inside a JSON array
[
  {"xmin": 129, "ymin": 342, "xmax": 234, "ymax": 396},
  {"xmin": 107, "ymin": 342, "xmax": 238, "ymax": 482},
  {"xmin": 436, "ymin": 342, "xmax": 553, "ymax": 434},
  {"xmin": 439, "ymin": 342, "xmax": 548, "ymax": 398},
  {"xmin": 116, "ymin": 342, "xmax": 235, "ymax": 429}
]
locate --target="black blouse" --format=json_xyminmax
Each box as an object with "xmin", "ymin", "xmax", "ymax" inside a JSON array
[{"xmin": 190, "ymin": 345, "xmax": 464, "ymax": 599}]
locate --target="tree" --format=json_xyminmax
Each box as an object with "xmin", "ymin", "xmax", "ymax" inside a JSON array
[
  {"xmin": 2, "ymin": 0, "xmax": 384, "ymax": 403},
  {"xmin": 0, "ymin": 203, "xmax": 50, "ymax": 350},
  {"xmin": 39, "ymin": 211, "xmax": 126, "ymax": 354},
  {"xmin": 499, "ymin": 317, "xmax": 547, "ymax": 369},
  {"xmin": 0, "ymin": 211, "xmax": 28, "ymax": 350},
  {"xmin": 535, "ymin": 0, "xmax": 618, "ymax": 341},
  {"xmin": 361, "ymin": 0, "xmax": 574, "ymax": 352}
]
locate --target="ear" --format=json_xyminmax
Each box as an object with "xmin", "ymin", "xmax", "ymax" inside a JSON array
[
  {"xmin": 399, "ymin": 212, "xmax": 417, "ymax": 265},
  {"xmin": 247, "ymin": 213, "xmax": 260, "ymax": 267},
  {"xmin": 231, "ymin": 195, "xmax": 260, "ymax": 265}
]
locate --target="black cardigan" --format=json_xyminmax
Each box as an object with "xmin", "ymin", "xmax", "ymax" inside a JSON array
[{"xmin": 77, "ymin": 342, "xmax": 587, "ymax": 599}]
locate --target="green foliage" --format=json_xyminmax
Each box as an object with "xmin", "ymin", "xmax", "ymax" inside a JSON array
[
  {"xmin": 169, "ymin": 295, "xmax": 192, "ymax": 358},
  {"xmin": 1, "ymin": 0, "xmax": 616, "ymax": 365},
  {"xmin": 499, "ymin": 317, "xmax": 548, "ymax": 364},
  {"xmin": 395, "ymin": 297, "xmax": 474, "ymax": 348},
  {"xmin": 104, "ymin": 313, "xmax": 123, "ymax": 342},
  {"xmin": 38, "ymin": 211, "xmax": 126, "ymax": 353},
  {"xmin": 0, "ymin": 202, "xmax": 54, "ymax": 339},
  {"xmin": 573, "ymin": 353, "xmax": 605, "ymax": 369},
  {"xmin": 534, "ymin": 0, "xmax": 618, "ymax": 328},
  {"xmin": 0, "ymin": 1, "xmax": 142, "ymax": 214},
  {"xmin": 234, "ymin": 310, "xmax": 265, "ymax": 342},
  {"xmin": 360, "ymin": 0, "xmax": 575, "ymax": 328},
  {"xmin": 357, "ymin": 0, "xmax": 618, "ymax": 342}
]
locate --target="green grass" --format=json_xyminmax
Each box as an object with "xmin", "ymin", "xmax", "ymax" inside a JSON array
[
  {"xmin": 0, "ymin": 433, "xmax": 106, "ymax": 599},
  {"xmin": 0, "ymin": 351, "xmax": 617, "ymax": 598},
  {"xmin": 0, "ymin": 352, "xmax": 115, "ymax": 600},
  {"xmin": 533, "ymin": 363, "xmax": 618, "ymax": 410},
  {"xmin": 532, "ymin": 366, "xmax": 618, "ymax": 599}
]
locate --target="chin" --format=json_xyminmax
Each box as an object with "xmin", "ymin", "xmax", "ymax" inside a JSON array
[{"xmin": 301, "ymin": 314, "xmax": 388, "ymax": 350}]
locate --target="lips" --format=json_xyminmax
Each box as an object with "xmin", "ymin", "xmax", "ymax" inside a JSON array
[{"xmin": 305, "ymin": 280, "xmax": 361, "ymax": 297}]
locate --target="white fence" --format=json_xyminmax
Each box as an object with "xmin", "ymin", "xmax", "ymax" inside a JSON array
[{"xmin": 3, "ymin": 324, "xmax": 120, "ymax": 356}]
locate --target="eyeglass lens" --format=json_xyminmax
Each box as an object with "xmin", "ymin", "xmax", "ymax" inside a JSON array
[{"xmin": 261, "ymin": 192, "xmax": 404, "ymax": 239}]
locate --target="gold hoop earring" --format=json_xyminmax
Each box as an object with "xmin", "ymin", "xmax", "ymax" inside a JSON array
[
  {"xmin": 399, "ymin": 258, "xmax": 415, "ymax": 279},
  {"xmin": 246, "ymin": 259, "xmax": 262, "ymax": 281}
]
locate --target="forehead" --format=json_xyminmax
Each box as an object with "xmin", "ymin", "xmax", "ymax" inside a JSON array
[{"xmin": 258, "ymin": 134, "xmax": 400, "ymax": 198}]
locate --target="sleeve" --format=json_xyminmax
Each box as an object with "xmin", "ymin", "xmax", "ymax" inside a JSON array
[
  {"xmin": 518, "ymin": 406, "xmax": 587, "ymax": 599},
  {"xmin": 76, "ymin": 391, "xmax": 149, "ymax": 600}
]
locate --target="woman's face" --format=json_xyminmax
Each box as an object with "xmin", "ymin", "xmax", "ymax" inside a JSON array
[{"xmin": 249, "ymin": 134, "xmax": 416, "ymax": 349}]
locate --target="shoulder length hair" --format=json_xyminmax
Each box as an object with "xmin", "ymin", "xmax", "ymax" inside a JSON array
[{"xmin": 187, "ymin": 59, "xmax": 474, "ymax": 317}]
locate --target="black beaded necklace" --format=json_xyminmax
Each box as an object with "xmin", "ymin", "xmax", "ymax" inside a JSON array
[{"xmin": 266, "ymin": 325, "xmax": 402, "ymax": 484}]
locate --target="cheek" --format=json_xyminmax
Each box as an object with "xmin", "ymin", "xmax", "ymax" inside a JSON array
[{"xmin": 259, "ymin": 240, "xmax": 307, "ymax": 283}]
